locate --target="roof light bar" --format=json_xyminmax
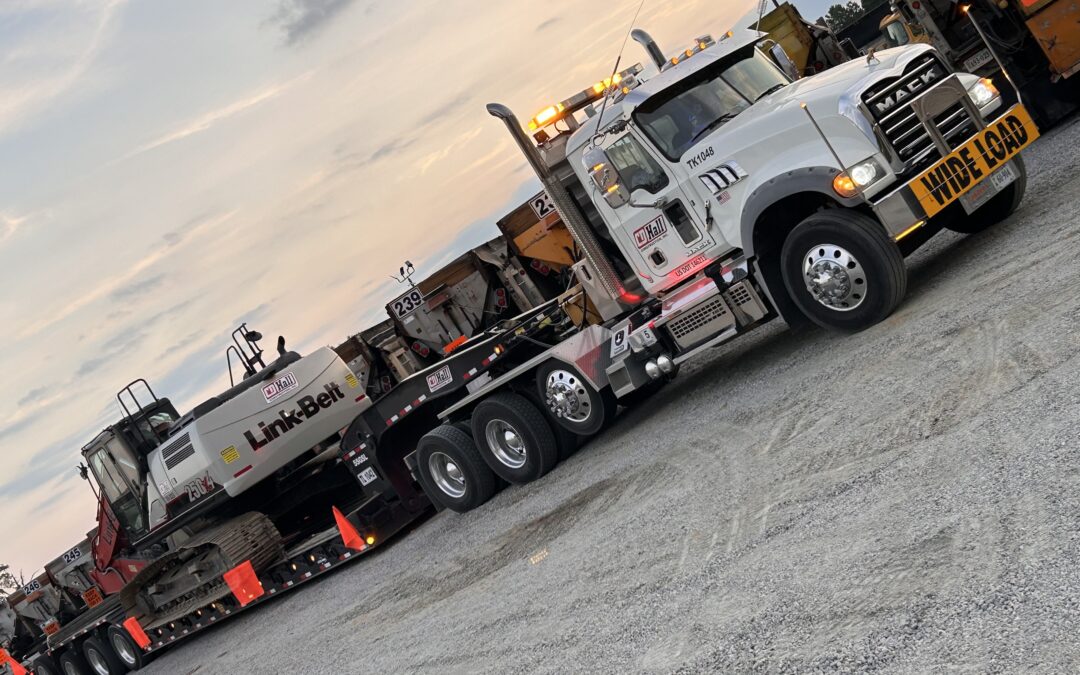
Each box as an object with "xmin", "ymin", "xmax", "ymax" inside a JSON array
[{"xmin": 527, "ymin": 63, "xmax": 645, "ymax": 132}]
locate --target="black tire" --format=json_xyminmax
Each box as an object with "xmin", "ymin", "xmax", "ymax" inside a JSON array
[
  {"xmin": 946, "ymin": 156, "xmax": 1027, "ymax": 234},
  {"xmin": 552, "ymin": 421, "xmax": 583, "ymax": 461},
  {"xmin": 58, "ymin": 649, "xmax": 92, "ymax": 675},
  {"xmin": 107, "ymin": 624, "xmax": 148, "ymax": 672},
  {"xmin": 780, "ymin": 209, "xmax": 907, "ymax": 332},
  {"xmin": 416, "ymin": 424, "xmax": 496, "ymax": 513},
  {"xmin": 82, "ymin": 635, "xmax": 129, "ymax": 674},
  {"xmin": 535, "ymin": 361, "xmax": 616, "ymax": 436},
  {"xmin": 472, "ymin": 393, "xmax": 559, "ymax": 483},
  {"xmin": 32, "ymin": 656, "xmax": 62, "ymax": 675}
]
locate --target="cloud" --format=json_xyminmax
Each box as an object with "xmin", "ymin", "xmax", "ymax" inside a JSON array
[
  {"xmin": 17, "ymin": 210, "xmax": 237, "ymax": 339},
  {"xmin": 416, "ymin": 126, "xmax": 483, "ymax": 174},
  {"xmin": 17, "ymin": 386, "xmax": 50, "ymax": 408},
  {"xmin": 269, "ymin": 0, "xmax": 360, "ymax": 45},
  {"xmin": 0, "ymin": 0, "xmax": 127, "ymax": 137},
  {"xmin": 110, "ymin": 273, "xmax": 166, "ymax": 301},
  {"xmin": 536, "ymin": 17, "xmax": 562, "ymax": 32},
  {"xmin": 416, "ymin": 92, "xmax": 473, "ymax": 127}
]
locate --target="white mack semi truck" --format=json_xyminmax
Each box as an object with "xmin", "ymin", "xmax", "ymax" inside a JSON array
[{"xmin": 483, "ymin": 28, "xmax": 1036, "ymax": 397}]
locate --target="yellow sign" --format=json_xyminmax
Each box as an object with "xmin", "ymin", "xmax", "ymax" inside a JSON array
[
  {"xmin": 911, "ymin": 105, "xmax": 1039, "ymax": 218},
  {"xmin": 220, "ymin": 446, "xmax": 240, "ymax": 464},
  {"xmin": 345, "ymin": 373, "xmax": 359, "ymax": 389}
]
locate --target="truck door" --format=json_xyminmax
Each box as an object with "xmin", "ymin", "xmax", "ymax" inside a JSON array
[{"xmin": 598, "ymin": 130, "xmax": 717, "ymax": 291}]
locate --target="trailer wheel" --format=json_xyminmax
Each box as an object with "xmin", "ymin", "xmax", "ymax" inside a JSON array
[
  {"xmin": 82, "ymin": 635, "xmax": 128, "ymax": 675},
  {"xmin": 106, "ymin": 624, "xmax": 145, "ymax": 671},
  {"xmin": 32, "ymin": 656, "xmax": 61, "ymax": 675},
  {"xmin": 780, "ymin": 209, "xmax": 906, "ymax": 332},
  {"xmin": 58, "ymin": 648, "xmax": 92, "ymax": 675},
  {"xmin": 416, "ymin": 425, "xmax": 496, "ymax": 512},
  {"xmin": 471, "ymin": 393, "xmax": 559, "ymax": 483},
  {"xmin": 535, "ymin": 361, "xmax": 616, "ymax": 436},
  {"xmin": 946, "ymin": 156, "xmax": 1027, "ymax": 234}
]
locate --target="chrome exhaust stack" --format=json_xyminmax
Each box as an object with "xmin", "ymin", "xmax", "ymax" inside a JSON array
[
  {"xmin": 631, "ymin": 29, "xmax": 667, "ymax": 71},
  {"xmin": 487, "ymin": 103, "xmax": 628, "ymax": 311}
]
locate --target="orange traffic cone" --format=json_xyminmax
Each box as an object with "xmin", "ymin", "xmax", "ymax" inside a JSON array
[
  {"xmin": 122, "ymin": 617, "xmax": 151, "ymax": 650},
  {"xmin": 0, "ymin": 647, "xmax": 28, "ymax": 675},
  {"xmin": 333, "ymin": 506, "xmax": 367, "ymax": 551},
  {"xmin": 222, "ymin": 560, "xmax": 265, "ymax": 607}
]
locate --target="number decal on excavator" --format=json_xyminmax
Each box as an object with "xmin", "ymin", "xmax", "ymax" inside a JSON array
[{"xmin": 184, "ymin": 473, "xmax": 216, "ymax": 502}]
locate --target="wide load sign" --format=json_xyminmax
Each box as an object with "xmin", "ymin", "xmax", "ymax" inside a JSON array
[{"xmin": 910, "ymin": 105, "xmax": 1039, "ymax": 217}]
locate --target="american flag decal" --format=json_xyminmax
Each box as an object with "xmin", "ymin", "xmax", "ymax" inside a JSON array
[{"xmin": 699, "ymin": 163, "xmax": 747, "ymax": 195}]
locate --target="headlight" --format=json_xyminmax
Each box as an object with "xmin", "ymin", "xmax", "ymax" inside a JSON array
[
  {"xmin": 967, "ymin": 78, "xmax": 999, "ymax": 108},
  {"xmin": 832, "ymin": 158, "xmax": 885, "ymax": 198}
]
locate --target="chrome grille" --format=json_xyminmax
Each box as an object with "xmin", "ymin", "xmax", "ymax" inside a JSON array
[{"xmin": 863, "ymin": 54, "xmax": 977, "ymax": 177}]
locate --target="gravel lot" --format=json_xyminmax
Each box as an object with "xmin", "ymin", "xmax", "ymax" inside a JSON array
[{"xmin": 143, "ymin": 114, "xmax": 1080, "ymax": 674}]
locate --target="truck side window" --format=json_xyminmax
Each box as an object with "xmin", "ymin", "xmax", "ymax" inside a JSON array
[{"xmin": 606, "ymin": 134, "xmax": 669, "ymax": 195}]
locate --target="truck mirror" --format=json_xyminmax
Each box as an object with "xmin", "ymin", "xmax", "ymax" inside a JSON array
[
  {"xmin": 583, "ymin": 146, "xmax": 631, "ymax": 209},
  {"xmin": 767, "ymin": 44, "xmax": 801, "ymax": 80}
]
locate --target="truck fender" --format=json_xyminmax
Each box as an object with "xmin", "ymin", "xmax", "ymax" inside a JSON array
[
  {"xmin": 740, "ymin": 166, "xmax": 862, "ymax": 327},
  {"xmin": 739, "ymin": 165, "xmax": 859, "ymax": 258}
]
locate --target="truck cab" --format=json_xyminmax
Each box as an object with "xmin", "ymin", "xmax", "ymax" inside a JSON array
[{"xmin": 491, "ymin": 26, "xmax": 1036, "ymax": 396}]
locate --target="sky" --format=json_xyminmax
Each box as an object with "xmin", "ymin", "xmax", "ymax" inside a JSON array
[{"xmin": 0, "ymin": 0, "xmax": 810, "ymax": 580}]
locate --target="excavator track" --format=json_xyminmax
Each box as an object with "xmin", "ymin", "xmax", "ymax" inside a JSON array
[{"xmin": 120, "ymin": 512, "xmax": 283, "ymax": 629}]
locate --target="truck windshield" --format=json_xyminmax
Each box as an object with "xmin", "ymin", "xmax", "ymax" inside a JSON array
[{"xmin": 634, "ymin": 47, "xmax": 788, "ymax": 161}]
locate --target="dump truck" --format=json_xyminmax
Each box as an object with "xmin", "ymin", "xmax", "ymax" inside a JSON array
[
  {"xmin": 874, "ymin": 0, "xmax": 1079, "ymax": 124},
  {"xmin": 750, "ymin": 1, "xmax": 851, "ymax": 75}
]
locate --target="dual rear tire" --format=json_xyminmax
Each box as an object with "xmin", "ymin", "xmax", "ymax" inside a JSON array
[{"xmin": 416, "ymin": 365, "xmax": 612, "ymax": 513}]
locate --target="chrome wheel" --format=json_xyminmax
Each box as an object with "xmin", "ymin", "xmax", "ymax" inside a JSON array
[
  {"xmin": 544, "ymin": 369, "xmax": 592, "ymax": 422},
  {"xmin": 427, "ymin": 451, "xmax": 466, "ymax": 498},
  {"xmin": 802, "ymin": 244, "xmax": 866, "ymax": 311},
  {"xmin": 86, "ymin": 647, "xmax": 110, "ymax": 675},
  {"xmin": 112, "ymin": 632, "xmax": 137, "ymax": 667},
  {"xmin": 62, "ymin": 660, "xmax": 82, "ymax": 675},
  {"xmin": 484, "ymin": 420, "xmax": 527, "ymax": 469}
]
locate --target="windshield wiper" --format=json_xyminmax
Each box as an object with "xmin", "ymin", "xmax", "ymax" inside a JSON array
[
  {"xmin": 687, "ymin": 113, "xmax": 740, "ymax": 147},
  {"xmin": 754, "ymin": 83, "xmax": 787, "ymax": 103}
]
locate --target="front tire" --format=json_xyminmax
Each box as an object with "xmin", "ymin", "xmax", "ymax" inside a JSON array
[
  {"xmin": 946, "ymin": 156, "xmax": 1027, "ymax": 234},
  {"xmin": 780, "ymin": 209, "xmax": 907, "ymax": 332},
  {"xmin": 416, "ymin": 425, "xmax": 496, "ymax": 513},
  {"xmin": 471, "ymin": 393, "xmax": 559, "ymax": 484},
  {"xmin": 32, "ymin": 656, "xmax": 62, "ymax": 675}
]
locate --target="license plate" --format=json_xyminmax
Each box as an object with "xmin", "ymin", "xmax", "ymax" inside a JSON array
[
  {"xmin": 964, "ymin": 48, "xmax": 993, "ymax": 72},
  {"xmin": 357, "ymin": 467, "xmax": 378, "ymax": 485},
  {"xmin": 959, "ymin": 162, "xmax": 1017, "ymax": 213},
  {"xmin": 910, "ymin": 105, "xmax": 1039, "ymax": 218}
]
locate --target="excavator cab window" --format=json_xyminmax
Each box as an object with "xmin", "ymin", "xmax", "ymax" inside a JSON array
[{"xmin": 87, "ymin": 442, "xmax": 149, "ymax": 540}]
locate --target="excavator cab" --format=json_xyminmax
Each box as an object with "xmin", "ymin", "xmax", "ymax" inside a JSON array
[{"xmin": 82, "ymin": 430, "xmax": 151, "ymax": 541}]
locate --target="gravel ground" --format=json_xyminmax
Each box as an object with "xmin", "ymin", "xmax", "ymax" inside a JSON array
[{"xmin": 143, "ymin": 114, "xmax": 1080, "ymax": 674}]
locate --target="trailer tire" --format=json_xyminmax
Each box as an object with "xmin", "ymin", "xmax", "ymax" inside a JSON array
[
  {"xmin": 472, "ymin": 393, "xmax": 559, "ymax": 483},
  {"xmin": 58, "ymin": 648, "xmax": 92, "ymax": 675},
  {"xmin": 416, "ymin": 425, "xmax": 496, "ymax": 512},
  {"xmin": 82, "ymin": 635, "xmax": 129, "ymax": 675},
  {"xmin": 946, "ymin": 156, "xmax": 1027, "ymax": 234},
  {"xmin": 107, "ymin": 624, "xmax": 146, "ymax": 671},
  {"xmin": 536, "ymin": 361, "xmax": 616, "ymax": 436},
  {"xmin": 32, "ymin": 656, "xmax": 61, "ymax": 675},
  {"xmin": 780, "ymin": 209, "xmax": 906, "ymax": 332}
]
